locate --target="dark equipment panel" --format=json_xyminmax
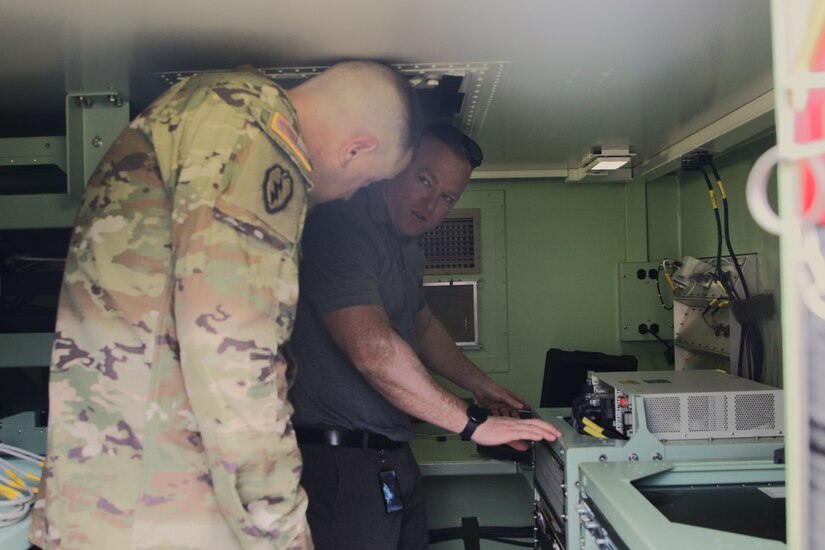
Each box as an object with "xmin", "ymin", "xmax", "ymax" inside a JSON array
[{"xmin": 540, "ymin": 348, "xmax": 638, "ymax": 408}]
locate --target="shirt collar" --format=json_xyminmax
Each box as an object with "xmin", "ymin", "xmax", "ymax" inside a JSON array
[
  {"xmin": 365, "ymin": 181, "xmax": 391, "ymax": 225},
  {"xmin": 362, "ymin": 182, "xmax": 418, "ymax": 242}
]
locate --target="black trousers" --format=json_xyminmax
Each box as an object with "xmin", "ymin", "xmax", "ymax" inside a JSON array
[{"xmin": 299, "ymin": 442, "xmax": 428, "ymax": 550}]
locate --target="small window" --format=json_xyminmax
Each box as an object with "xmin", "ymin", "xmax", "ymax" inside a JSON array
[{"xmin": 423, "ymin": 280, "xmax": 479, "ymax": 347}]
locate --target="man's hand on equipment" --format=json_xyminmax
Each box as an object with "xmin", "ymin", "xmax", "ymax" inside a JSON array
[
  {"xmin": 470, "ymin": 416, "xmax": 561, "ymax": 450},
  {"xmin": 473, "ymin": 381, "xmax": 524, "ymax": 418}
]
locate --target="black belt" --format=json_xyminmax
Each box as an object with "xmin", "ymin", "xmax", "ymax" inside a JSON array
[{"xmin": 294, "ymin": 426, "xmax": 406, "ymax": 451}]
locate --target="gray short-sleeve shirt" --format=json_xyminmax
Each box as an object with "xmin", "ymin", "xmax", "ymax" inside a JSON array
[{"xmin": 288, "ymin": 184, "xmax": 425, "ymax": 441}]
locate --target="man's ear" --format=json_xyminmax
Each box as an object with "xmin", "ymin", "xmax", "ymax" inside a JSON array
[{"xmin": 339, "ymin": 135, "xmax": 379, "ymax": 167}]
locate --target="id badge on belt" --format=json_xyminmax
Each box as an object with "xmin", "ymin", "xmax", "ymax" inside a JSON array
[{"xmin": 379, "ymin": 469, "xmax": 404, "ymax": 513}]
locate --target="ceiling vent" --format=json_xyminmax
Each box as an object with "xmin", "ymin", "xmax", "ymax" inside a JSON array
[{"xmin": 155, "ymin": 61, "xmax": 507, "ymax": 139}]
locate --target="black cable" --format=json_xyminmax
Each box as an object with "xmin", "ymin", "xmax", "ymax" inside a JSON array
[
  {"xmin": 709, "ymin": 162, "xmax": 763, "ymax": 380},
  {"xmin": 648, "ymin": 329, "xmax": 674, "ymax": 351},
  {"xmin": 700, "ymin": 167, "xmax": 733, "ymax": 299},
  {"xmin": 695, "ymin": 163, "xmax": 765, "ymax": 381},
  {"xmin": 656, "ymin": 264, "xmax": 674, "ymax": 310},
  {"xmin": 710, "ymin": 162, "xmax": 751, "ymax": 299},
  {"xmin": 738, "ymin": 327, "xmax": 747, "ymax": 378},
  {"xmin": 701, "ymin": 305, "xmax": 719, "ymax": 331}
]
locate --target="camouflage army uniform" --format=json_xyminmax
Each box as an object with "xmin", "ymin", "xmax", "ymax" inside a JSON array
[{"xmin": 30, "ymin": 71, "xmax": 314, "ymax": 549}]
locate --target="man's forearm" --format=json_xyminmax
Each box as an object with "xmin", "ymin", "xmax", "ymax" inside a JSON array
[
  {"xmin": 322, "ymin": 305, "xmax": 470, "ymax": 433},
  {"xmin": 415, "ymin": 306, "xmax": 492, "ymax": 394}
]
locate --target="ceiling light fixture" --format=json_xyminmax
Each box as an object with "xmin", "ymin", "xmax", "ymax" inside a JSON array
[
  {"xmin": 584, "ymin": 156, "xmax": 631, "ymax": 171},
  {"xmin": 581, "ymin": 146, "xmax": 633, "ymax": 173}
]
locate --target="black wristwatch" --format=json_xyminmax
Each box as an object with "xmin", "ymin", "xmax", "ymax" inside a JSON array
[{"xmin": 459, "ymin": 404, "xmax": 490, "ymax": 441}]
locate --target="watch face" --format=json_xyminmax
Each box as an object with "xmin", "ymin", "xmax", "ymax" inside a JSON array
[{"xmin": 468, "ymin": 404, "xmax": 489, "ymax": 423}]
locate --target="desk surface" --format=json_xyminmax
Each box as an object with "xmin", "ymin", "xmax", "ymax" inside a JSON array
[{"xmin": 410, "ymin": 433, "xmax": 524, "ymax": 476}]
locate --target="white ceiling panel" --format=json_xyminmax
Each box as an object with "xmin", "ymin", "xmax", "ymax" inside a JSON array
[{"xmin": 0, "ymin": 0, "xmax": 774, "ymax": 174}]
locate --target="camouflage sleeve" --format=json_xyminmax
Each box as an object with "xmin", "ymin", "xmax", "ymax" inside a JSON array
[{"xmin": 159, "ymin": 89, "xmax": 311, "ymax": 549}]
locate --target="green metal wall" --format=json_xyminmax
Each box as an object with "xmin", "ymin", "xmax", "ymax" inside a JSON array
[
  {"xmin": 0, "ymin": 133, "xmax": 784, "ymax": 549},
  {"xmin": 646, "ymin": 134, "xmax": 782, "ymax": 387},
  {"xmin": 0, "ymin": 133, "xmax": 782, "ymax": 389},
  {"xmin": 447, "ymin": 133, "xmax": 782, "ymax": 407}
]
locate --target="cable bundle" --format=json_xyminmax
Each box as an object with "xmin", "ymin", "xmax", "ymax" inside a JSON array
[
  {"xmin": 700, "ymin": 162, "xmax": 766, "ymax": 381},
  {"xmin": 570, "ymin": 394, "xmax": 628, "ymax": 440},
  {"xmin": 0, "ymin": 443, "xmax": 44, "ymax": 527}
]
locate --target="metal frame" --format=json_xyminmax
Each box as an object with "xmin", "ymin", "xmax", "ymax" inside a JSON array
[
  {"xmin": 422, "ymin": 279, "xmax": 480, "ymax": 347},
  {"xmin": 65, "ymin": 92, "xmax": 129, "ymax": 199},
  {"xmin": 578, "ymin": 459, "xmax": 786, "ymax": 550},
  {"xmin": 533, "ymin": 407, "xmax": 784, "ymax": 550}
]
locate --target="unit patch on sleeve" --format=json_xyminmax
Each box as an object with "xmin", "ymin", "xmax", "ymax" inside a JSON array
[
  {"xmin": 263, "ymin": 164, "xmax": 294, "ymax": 213},
  {"xmin": 270, "ymin": 112, "xmax": 312, "ymax": 174}
]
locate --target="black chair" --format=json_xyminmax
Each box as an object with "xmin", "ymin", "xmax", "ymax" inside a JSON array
[{"xmin": 539, "ymin": 348, "xmax": 638, "ymax": 408}]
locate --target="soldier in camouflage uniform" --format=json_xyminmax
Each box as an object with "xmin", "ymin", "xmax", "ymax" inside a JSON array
[{"xmin": 29, "ymin": 62, "xmax": 419, "ymax": 550}]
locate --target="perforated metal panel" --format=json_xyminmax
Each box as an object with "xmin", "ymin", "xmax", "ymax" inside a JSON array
[
  {"xmin": 644, "ymin": 396, "xmax": 681, "ymax": 433},
  {"xmin": 735, "ymin": 393, "xmax": 777, "ymax": 431},
  {"xmin": 640, "ymin": 391, "xmax": 782, "ymax": 439},
  {"xmin": 421, "ymin": 208, "xmax": 480, "ymax": 274},
  {"xmin": 688, "ymin": 394, "xmax": 729, "ymax": 432},
  {"xmin": 593, "ymin": 371, "xmax": 784, "ymax": 440}
]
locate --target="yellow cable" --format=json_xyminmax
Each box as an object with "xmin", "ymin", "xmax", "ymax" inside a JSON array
[
  {"xmin": 708, "ymin": 189, "xmax": 718, "ymax": 210},
  {"xmin": 24, "ymin": 472, "xmax": 40, "ymax": 483},
  {"xmin": 582, "ymin": 417, "xmax": 612, "ymax": 438},
  {"xmin": 583, "ymin": 425, "xmax": 607, "ymax": 440},
  {"xmin": 0, "ymin": 483, "xmax": 21, "ymax": 500},
  {"xmin": 717, "ymin": 179, "xmax": 727, "ymax": 200},
  {"xmin": 5, "ymin": 469, "xmax": 25, "ymax": 489},
  {"xmin": 664, "ymin": 272, "xmax": 676, "ymax": 291}
]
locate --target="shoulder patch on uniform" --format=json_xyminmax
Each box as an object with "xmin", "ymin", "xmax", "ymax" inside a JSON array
[
  {"xmin": 263, "ymin": 164, "xmax": 294, "ymax": 213},
  {"xmin": 270, "ymin": 112, "xmax": 312, "ymax": 174}
]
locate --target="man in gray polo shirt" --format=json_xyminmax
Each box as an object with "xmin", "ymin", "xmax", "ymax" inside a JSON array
[{"xmin": 288, "ymin": 123, "xmax": 561, "ymax": 549}]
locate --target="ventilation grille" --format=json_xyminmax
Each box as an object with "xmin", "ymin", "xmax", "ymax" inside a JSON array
[
  {"xmin": 638, "ymin": 391, "xmax": 782, "ymax": 440},
  {"xmin": 735, "ymin": 393, "xmax": 777, "ymax": 431},
  {"xmin": 644, "ymin": 396, "xmax": 681, "ymax": 433},
  {"xmin": 688, "ymin": 394, "xmax": 729, "ymax": 432},
  {"xmin": 154, "ymin": 62, "xmax": 509, "ymax": 139},
  {"xmin": 421, "ymin": 208, "xmax": 480, "ymax": 274}
]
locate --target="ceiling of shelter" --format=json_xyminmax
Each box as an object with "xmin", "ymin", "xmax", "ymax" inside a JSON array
[{"xmin": 0, "ymin": 0, "xmax": 774, "ymax": 176}]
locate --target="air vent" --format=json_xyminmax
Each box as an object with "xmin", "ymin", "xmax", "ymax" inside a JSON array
[
  {"xmin": 421, "ymin": 208, "xmax": 480, "ymax": 274},
  {"xmin": 644, "ymin": 396, "xmax": 681, "ymax": 434},
  {"xmin": 735, "ymin": 393, "xmax": 777, "ymax": 430},
  {"xmin": 688, "ymin": 394, "xmax": 729, "ymax": 432},
  {"xmin": 154, "ymin": 62, "xmax": 508, "ymax": 138}
]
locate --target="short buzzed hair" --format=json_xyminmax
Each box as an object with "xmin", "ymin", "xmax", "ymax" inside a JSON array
[
  {"xmin": 422, "ymin": 122, "xmax": 483, "ymax": 169},
  {"xmin": 327, "ymin": 61, "xmax": 422, "ymax": 152},
  {"xmin": 379, "ymin": 65, "xmax": 422, "ymax": 152}
]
